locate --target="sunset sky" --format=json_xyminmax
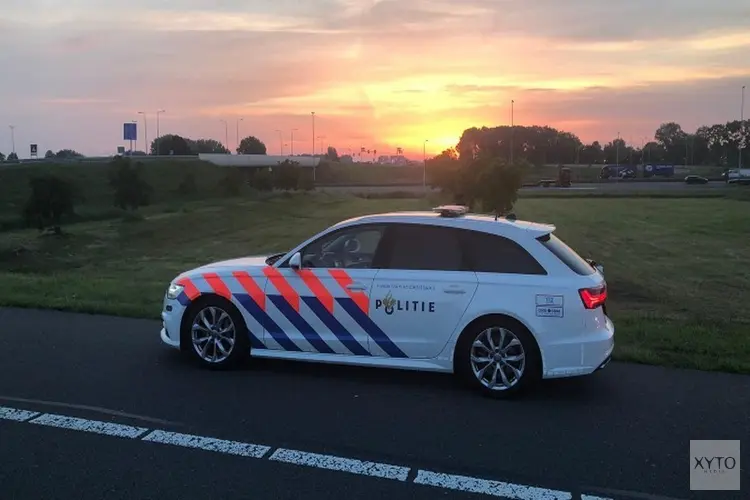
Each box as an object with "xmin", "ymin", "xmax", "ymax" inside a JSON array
[{"xmin": 1, "ymin": 0, "xmax": 749, "ymax": 158}]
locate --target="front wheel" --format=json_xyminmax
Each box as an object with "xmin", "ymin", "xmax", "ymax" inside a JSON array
[
  {"xmin": 182, "ymin": 297, "xmax": 249, "ymax": 369},
  {"xmin": 456, "ymin": 320, "xmax": 541, "ymax": 398}
]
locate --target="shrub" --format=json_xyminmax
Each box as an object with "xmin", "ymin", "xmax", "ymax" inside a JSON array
[
  {"xmin": 22, "ymin": 175, "xmax": 79, "ymax": 234},
  {"xmin": 177, "ymin": 171, "xmax": 197, "ymax": 196},
  {"xmin": 218, "ymin": 167, "xmax": 244, "ymax": 196},
  {"xmin": 248, "ymin": 168, "xmax": 273, "ymax": 191},
  {"xmin": 297, "ymin": 169, "xmax": 315, "ymax": 191},
  {"xmin": 272, "ymin": 160, "xmax": 301, "ymax": 190},
  {"xmin": 108, "ymin": 157, "xmax": 152, "ymax": 210}
]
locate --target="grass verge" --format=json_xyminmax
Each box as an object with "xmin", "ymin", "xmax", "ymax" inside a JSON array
[{"xmin": 1, "ymin": 193, "xmax": 748, "ymax": 374}]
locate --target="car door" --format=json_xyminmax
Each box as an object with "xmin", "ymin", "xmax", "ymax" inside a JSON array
[
  {"xmin": 267, "ymin": 223, "xmax": 388, "ymax": 356},
  {"xmin": 369, "ymin": 223, "xmax": 478, "ymax": 359}
]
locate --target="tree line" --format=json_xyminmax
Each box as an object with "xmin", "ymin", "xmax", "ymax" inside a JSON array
[
  {"xmin": 21, "ymin": 157, "xmax": 316, "ymax": 235},
  {"xmin": 2, "ymin": 119, "xmax": 745, "ymax": 167},
  {"xmin": 453, "ymin": 120, "xmax": 748, "ymax": 167}
]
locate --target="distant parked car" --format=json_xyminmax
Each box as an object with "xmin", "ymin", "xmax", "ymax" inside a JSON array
[{"xmin": 684, "ymin": 175, "xmax": 708, "ymax": 185}]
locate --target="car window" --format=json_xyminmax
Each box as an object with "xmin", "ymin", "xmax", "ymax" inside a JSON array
[
  {"xmin": 537, "ymin": 233, "xmax": 595, "ymax": 275},
  {"xmin": 384, "ymin": 224, "xmax": 466, "ymax": 271},
  {"xmin": 300, "ymin": 225, "xmax": 385, "ymax": 269},
  {"xmin": 462, "ymin": 230, "xmax": 547, "ymax": 275}
]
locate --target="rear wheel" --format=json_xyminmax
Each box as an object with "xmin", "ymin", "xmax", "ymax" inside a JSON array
[
  {"xmin": 456, "ymin": 318, "xmax": 541, "ymax": 398},
  {"xmin": 182, "ymin": 296, "xmax": 249, "ymax": 369}
]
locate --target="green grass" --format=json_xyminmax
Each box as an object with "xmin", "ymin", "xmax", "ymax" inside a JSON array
[{"xmin": 0, "ymin": 193, "xmax": 748, "ymax": 374}]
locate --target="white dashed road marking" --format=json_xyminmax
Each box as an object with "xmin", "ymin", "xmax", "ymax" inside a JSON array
[
  {"xmin": 0, "ymin": 406, "xmax": 40, "ymax": 422},
  {"xmin": 143, "ymin": 429, "xmax": 271, "ymax": 458},
  {"xmin": 414, "ymin": 470, "xmax": 573, "ymax": 500},
  {"xmin": 28, "ymin": 412, "xmax": 149, "ymax": 438},
  {"xmin": 1, "ymin": 404, "xmax": 640, "ymax": 499},
  {"xmin": 269, "ymin": 448, "xmax": 410, "ymax": 481}
]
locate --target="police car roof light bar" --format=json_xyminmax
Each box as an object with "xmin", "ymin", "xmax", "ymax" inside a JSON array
[{"xmin": 433, "ymin": 205, "xmax": 469, "ymax": 217}]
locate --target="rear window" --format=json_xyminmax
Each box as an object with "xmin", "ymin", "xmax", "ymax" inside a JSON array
[{"xmin": 537, "ymin": 233, "xmax": 595, "ymax": 275}]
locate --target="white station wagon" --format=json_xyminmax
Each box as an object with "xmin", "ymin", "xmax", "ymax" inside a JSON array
[{"xmin": 160, "ymin": 205, "xmax": 614, "ymax": 398}]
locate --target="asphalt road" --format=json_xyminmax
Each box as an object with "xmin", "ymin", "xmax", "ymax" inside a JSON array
[
  {"xmin": 317, "ymin": 181, "xmax": 729, "ymax": 194},
  {"xmin": 1, "ymin": 307, "xmax": 748, "ymax": 500}
]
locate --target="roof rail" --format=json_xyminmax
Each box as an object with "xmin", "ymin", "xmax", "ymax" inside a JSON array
[{"xmin": 432, "ymin": 205, "xmax": 469, "ymax": 218}]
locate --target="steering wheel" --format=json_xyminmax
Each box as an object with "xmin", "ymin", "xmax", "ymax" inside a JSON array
[
  {"xmin": 344, "ymin": 237, "xmax": 361, "ymax": 254},
  {"xmin": 318, "ymin": 251, "xmax": 343, "ymax": 268}
]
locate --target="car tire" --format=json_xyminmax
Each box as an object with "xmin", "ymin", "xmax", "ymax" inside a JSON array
[
  {"xmin": 181, "ymin": 295, "xmax": 250, "ymax": 370},
  {"xmin": 455, "ymin": 318, "xmax": 542, "ymax": 399}
]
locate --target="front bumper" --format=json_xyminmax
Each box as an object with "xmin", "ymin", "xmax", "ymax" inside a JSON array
[
  {"xmin": 160, "ymin": 326, "xmax": 180, "ymax": 349},
  {"xmin": 160, "ymin": 298, "xmax": 185, "ymax": 350}
]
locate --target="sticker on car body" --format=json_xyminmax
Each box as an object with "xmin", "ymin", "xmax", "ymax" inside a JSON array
[{"xmin": 535, "ymin": 294, "xmax": 564, "ymax": 318}]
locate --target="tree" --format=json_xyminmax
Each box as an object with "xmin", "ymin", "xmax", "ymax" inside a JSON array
[
  {"xmin": 325, "ymin": 146, "xmax": 339, "ymax": 161},
  {"xmin": 248, "ymin": 168, "xmax": 273, "ymax": 191},
  {"xmin": 426, "ymin": 148, "xmax": 461, "ymax": 190},
  {"xmin": 108, "ymin": 157, "xmax": 152, "ymax": 210},
  {"xmin": 44, "ymin": 150, "xmax": 55, "ymax": 159},
  {"xmin": 218, "ymin": 167, "xmax": 245, "ymax": 195},
  {"xmin": 0, "ymin": 152, "xmax": 5, "ymax": 162},
  {"xmin": 457, "ymin": 125, "xmax": 583, "ymax": 166},
  {"xmin": 150, "ymin": 134, "xmax": 191, "ymax": 155},
  {"xmin": 187, "ymin": 138, "xmax": 230, "ymax": 154},
  {"xmin": 237, "ymin": 136, "xmax": 267, "ymax": 155},
  {"xmin": 272, "ymin": 160, "xmax": 301, "ymax": 190},
  {"xmin": 7, "ymin": 152, "xmax": 18, "ymax": 161},
  {"xmin": 55, "ymin": 149, "xmax": 84, "ymax": 159},
  {"xmin": 468, "ymin": 158, "xmax": 523, "ymax": 215},
  {"xmin": 23, "ymin": 175, "xmax": 78, "ymax": 235}
]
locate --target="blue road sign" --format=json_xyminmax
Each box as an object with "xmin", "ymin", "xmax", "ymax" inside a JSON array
[{"xmin": 123, "ymin": 123, "xmax": 137, "ymax": 141}]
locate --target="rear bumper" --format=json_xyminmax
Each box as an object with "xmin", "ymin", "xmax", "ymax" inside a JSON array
[{"xmin": 541, "ymin": 315, "xmax": 615, "ymax": 379}]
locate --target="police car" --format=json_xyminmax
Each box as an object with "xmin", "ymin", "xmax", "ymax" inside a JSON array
[{"xmin": 161, "ymin": 205, "xmax": 614, "ymax": 398}]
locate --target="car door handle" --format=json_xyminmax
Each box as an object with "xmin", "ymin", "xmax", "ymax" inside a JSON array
[
  {"xmin": 443, "ymin": 288, "xmax": 466, "ymax": 294},
  {"xmin": 346, "ymin": 283, "xmax": 367, "ymax": 291}
]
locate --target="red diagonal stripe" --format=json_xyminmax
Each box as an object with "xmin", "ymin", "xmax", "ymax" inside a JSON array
[
  {"xmin": 176, "ymin": 277, "xmax": 201, "ymax": 300},
  {"xmin": 263, "ymin": 267, "xmax": 300, "ymax": 312},
  {"xmin": 232, "ymin": 271, "xmax": 266, "ymax": 310},
  {"xmin": 298, "ymin": 269, "xmax": 334, "ymax": 314},
  {"xmin": 202, "ymin": 273, "xmax": 232, "ymax": 301},
  {"xmin": 329, "ymin": 269, "xmax": 369, "ymax": 314}
]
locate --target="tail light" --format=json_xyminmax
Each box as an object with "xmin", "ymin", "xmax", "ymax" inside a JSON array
[{"xmin": 579, "ymin": 283, "xmax": 607, "ymax": 309}]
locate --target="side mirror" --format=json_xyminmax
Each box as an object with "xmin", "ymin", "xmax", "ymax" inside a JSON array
[{"xmin": 289, "ymin": 252, "xmax": 302, "ymax": 270}]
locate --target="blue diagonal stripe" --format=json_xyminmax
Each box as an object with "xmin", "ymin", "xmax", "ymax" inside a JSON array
[
  {"xmin": 336, "ymin": 297, "xmax": 408, "ymax": 358},
  {"xmin": 301, "ymin": 296, "xmax": 370, "ymax": 356},
  {"xmin": 176, "ymin": 292, "xmax": 190, "ymax": 307},
  {"xmin": 268, "ymin": 295, "xmax": 336, "ymax": 354},
  {"xmin": 234, "ymin": 293, "xmax": 301, "ymax": 352}
]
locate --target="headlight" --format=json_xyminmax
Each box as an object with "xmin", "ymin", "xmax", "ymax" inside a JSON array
[{"xmin": 166, "ymin": 283, "xmax": 184, "ymax": 300}]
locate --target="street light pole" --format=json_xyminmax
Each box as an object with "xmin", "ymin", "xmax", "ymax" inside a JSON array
[
  {"xmin": 236, "ymin": 118, "xmax": 243, "ymax": 154},
  {"xmin": 311, "ymin": 112, "xmax": 315, "ymax": 156},
  {"xmin": 740, "ymin": 85, "xmax": 746, "ymax": 169},
  {"xmin": 423, "ymin": 139, "xmax": 429, "ymax": 194},
  {"xmin": 275, "ymin": 130, "xmax": 283, "ymax": 155},
  {"xmin": 156, "ymin": 109, "xmax": 165, "ymax": 155},
  {"xmin": 138, "ymin": 111, "xmax": 148, "ymax": 153},
  {"xmin": 220, "ymin": 120, "xmax": 229, "ymax": 153},
  {"xmin": 510, "ymin": 100, "xmax": 515, "ymax": 164},
  {"xmin": 9, "ymin": 125, "xmax": 15, "ymax": 154},
  {"xmin": 616, "ymin": 131, "xmax": 620, "ymax": 166},
  {"xmin": 291, "ymin": 128, "xmax": 298, "ymax": 156}
]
